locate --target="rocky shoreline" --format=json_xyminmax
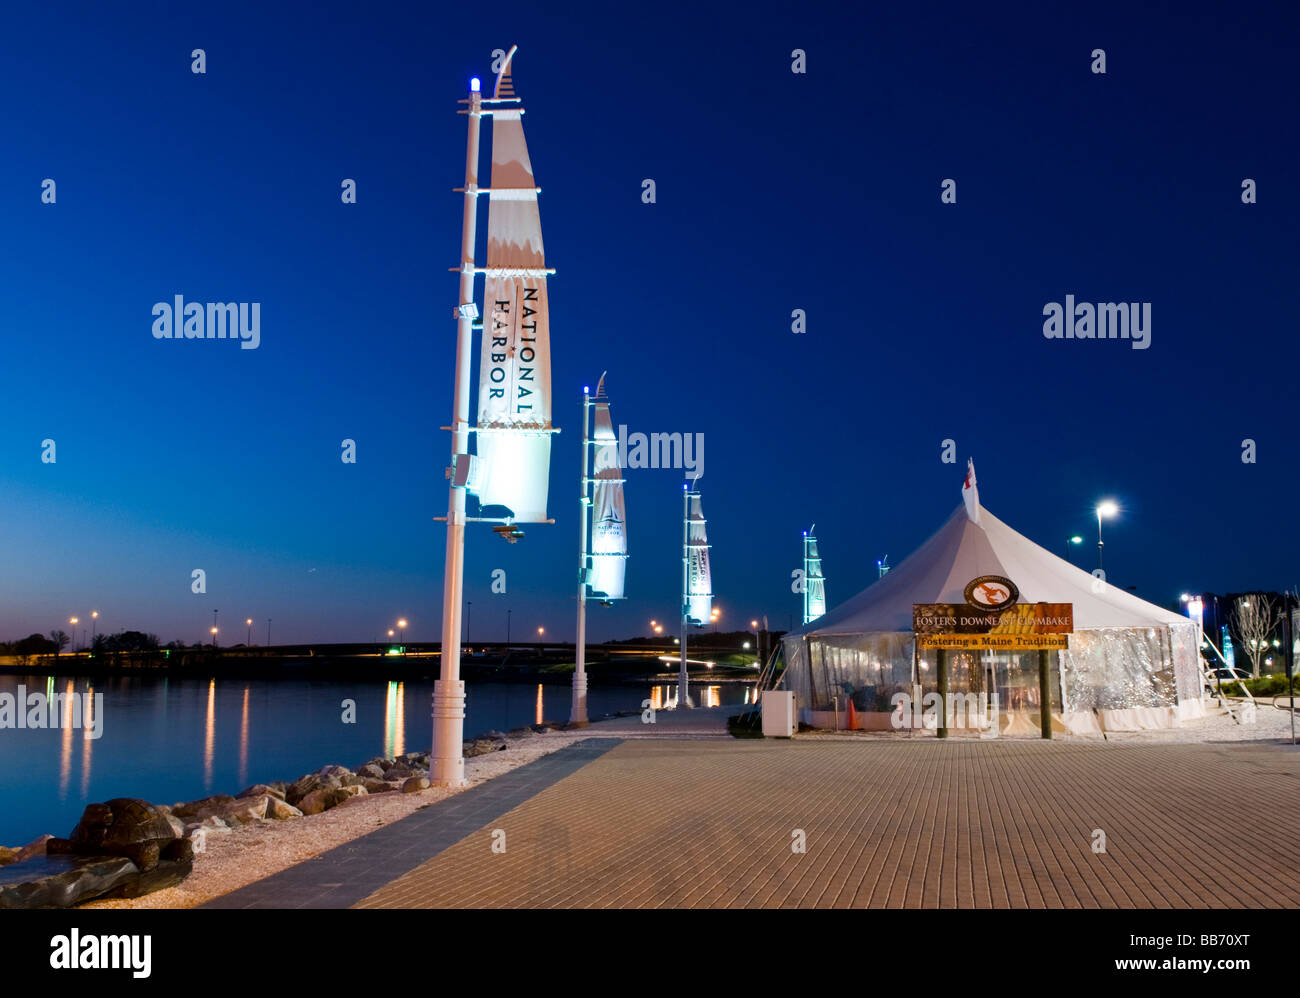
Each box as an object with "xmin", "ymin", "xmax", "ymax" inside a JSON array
[{"xmin": 0, "ymin": 724, "xmax": 566, "ymax": 908}]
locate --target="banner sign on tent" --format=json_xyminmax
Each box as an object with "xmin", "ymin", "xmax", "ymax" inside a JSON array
[
  {"xmin": 913, "ymin": 591, "xmax": 1073, "ymax": 651},
  {"xmin": 917, "ymin": 632, "xmax": 1071, "ymax": 651}
]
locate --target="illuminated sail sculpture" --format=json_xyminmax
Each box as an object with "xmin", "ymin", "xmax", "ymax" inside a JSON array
[
  {"xmin": 588, "ymin": 376, "xmax": 628, "ymax": 599},
  {"xmin": 685, "ymin": 486, "xmax": 712, "ymax": 623},
  {"xmin": 803, "ymin": 525, "xmax": 827, "ymax": 624},
  {"xmin": 573, "ymin": 374, "xmax": 628, "ymax": 724},
  {"xmin": 468, "ymin": 48, "xmax": 556, "ymax": 522}
]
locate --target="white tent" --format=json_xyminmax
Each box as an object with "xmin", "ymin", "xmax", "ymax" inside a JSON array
[{"xmin": 781, "ymin": 502, "xmax": 1205, "ymax": 734}]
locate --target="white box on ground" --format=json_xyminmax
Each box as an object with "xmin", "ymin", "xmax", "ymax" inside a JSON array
[{"xmin": 762, "ymin": 691, "xmax": 795, "ymax": 737}]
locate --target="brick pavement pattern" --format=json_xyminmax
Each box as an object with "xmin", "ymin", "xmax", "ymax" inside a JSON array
[{"xmin": 356, "ymin": 738, "xmax": 1300, "ymax": 908}]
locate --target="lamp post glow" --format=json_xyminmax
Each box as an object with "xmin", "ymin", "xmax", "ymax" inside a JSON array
[
  {"xmin": 69, "ymin": 617, "xmax": 79, "ymax": 654},
  {"xmin": 1095, "ymin": 500, "xmax": 1118, "ymax": 572},
  {"xmin": 91, "ymin": 611, "xmax": 99, "ymax": 648},
  {"xmin": 246, "ymin": 618, "xmax": 253, "ymax": 646},
  {"xmin": 1065, "ymin": 535, "xmax": 1083, "ymax": 563},
  {"xmin": 210, "ymin": 626, "xmax": 218, "ymax": 647},
  {"xmin": 397, "ymin": 619, "xmax": 407, "ymax": 655}
]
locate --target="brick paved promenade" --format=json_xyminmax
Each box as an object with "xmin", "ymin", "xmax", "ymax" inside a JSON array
[{"xmin": 354, "ymin": 737, "xmax": 1300, "ymax": 908}]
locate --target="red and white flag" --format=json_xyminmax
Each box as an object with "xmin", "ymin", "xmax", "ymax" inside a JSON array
[{"xmin": 962, "ymin": 458, "xmax": 980, "ymax": 523}]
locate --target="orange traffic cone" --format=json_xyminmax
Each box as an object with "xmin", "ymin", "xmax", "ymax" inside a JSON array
[{"xmin": 846, "ymin": 699, "xmax": 858, "ymax": 731}]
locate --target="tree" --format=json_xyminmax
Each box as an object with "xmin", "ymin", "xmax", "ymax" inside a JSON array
[
  {"xmin": 14, "ymin": 633, "xmax": 57, "ymax": 665},
  {"xmin": 49, "ymin": 629, "xmax": 70, "ymax": 653},
  {"xmin": 1230, "ymin": 594, "xmax": 1282, "ymax": 678}
]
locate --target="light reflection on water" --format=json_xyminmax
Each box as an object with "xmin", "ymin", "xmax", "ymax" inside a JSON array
[{"xmin": 0, "ymin": 673, "xmax": 754, "ymax": 845}]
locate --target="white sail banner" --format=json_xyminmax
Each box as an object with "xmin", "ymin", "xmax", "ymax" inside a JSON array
[
  {"xmin": 588, "ymin": 393, "xmax": 627, "ymax": 600},
  {"xmin": 686, "ymin": 492, "xmax": 712, "ymax": 623},
  {"xmin": 472, "ymin": 106, "xmax": 553, "ymax": 522},
  {"xmin": 805, "ymin": 534, "xmax": 826, "ymax": 623}
]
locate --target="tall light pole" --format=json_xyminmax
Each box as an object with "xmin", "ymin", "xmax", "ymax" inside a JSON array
[
  {"xmin": 572, "ymin": 382, "xmax": 593, "ymax": 725},
  {"xmin": 430, "ymin": 73, "xmax": 484, "ymax": 791},
  {"xmin": 397, "ymin": 618, "xmax": 408, "ymax": 656},
  {"xmin": 91, "ymin": 610, "xmax": 99, "ymax": 648},
  {"xmin": 466, "ymin": 602, "xmax": 472, "ymax": 644},
  {"xmin": 213, "ymin": 609, "xmax": 219, "ymax": 648},
  {"xmin": 507, "ymin": 609, "xmax": 512, "ymax": 647},
  {"xmin": 69, "ymin": 617, "xmax": 79, "ymax": 654},
  {"xmin": 679, "ymin": 482, "xmax": 691, "ymax": 709},
  {"xmin": 1065, "ymin": 535, "xmax": 1083, "ymax": 563},
  {"xmin": 751, "ymin": 618, "xmax": 761, "ymax": 667},
  {"xmin": 246, "ymin": 618, "xmax": 253, "ymax": 646},
  {"xmin": 1095, "ymin": 501, "xmax": 1118, "ymax": 573},
  {"xmin": 266, "ymin": 619, "xmax": 271, "ymax": 646}
]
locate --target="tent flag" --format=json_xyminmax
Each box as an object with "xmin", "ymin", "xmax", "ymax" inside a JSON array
[
  {"xmin": 470, "ymin": 52, "xmax": 554, "ymax": 523},
  {"xmin": 962, "ymin": 458, "xmax": 980, "ymax": 523}
]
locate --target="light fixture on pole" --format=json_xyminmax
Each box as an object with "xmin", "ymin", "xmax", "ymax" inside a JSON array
[
  {"xmin": 91, "ymin": 611, "xmax": 99, "ymax": 647},
  {"xmin": 1095, "ymin": 500, "xmax": 1119, "ymax": 572},
  {"xmin": 1065, "ymin": 535, "xmax": 1083, "ymax": 562},
  {"xmin": 246, "ymin": 618, "xmax": 253, "ymax": 646},
  {"xmin": 69, "ymin": 617, "xmax": 79, "ymax": 654}
]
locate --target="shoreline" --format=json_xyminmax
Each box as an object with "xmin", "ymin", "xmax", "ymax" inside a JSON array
[{"xmin": 78, "ymin": 726, "xmax": 601, "ymax": 909}]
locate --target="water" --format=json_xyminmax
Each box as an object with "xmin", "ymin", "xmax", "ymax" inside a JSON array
[{"xmin": 0, "ymin": 674, "xmax": 755, "ymax": 845}]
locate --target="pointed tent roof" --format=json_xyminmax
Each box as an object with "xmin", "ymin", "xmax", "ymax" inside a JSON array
[{"xmin": 801, "ymin": 503, "xmax": 1187, "ymax": 636}]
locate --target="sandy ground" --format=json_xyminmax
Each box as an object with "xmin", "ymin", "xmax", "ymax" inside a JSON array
[
  {"xmin": 77, "ymin": 698, "xmax": 1299, "ymax": 909},
  {"xmin": 80, "ymin": 729, "xmax": 596, "ymax": 910}
]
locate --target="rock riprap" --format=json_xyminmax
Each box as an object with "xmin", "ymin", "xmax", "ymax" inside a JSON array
[{"xmin": 0, "ymin": 799, "xmax": 192, "ymax": 909}]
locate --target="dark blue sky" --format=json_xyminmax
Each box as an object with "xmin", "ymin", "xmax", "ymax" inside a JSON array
[{"xmin": 1, "ymin": 0, "xmax": 1296, "ymax": 645}]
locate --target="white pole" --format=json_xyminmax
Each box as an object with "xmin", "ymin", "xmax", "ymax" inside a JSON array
[
  {"xmin": 431, "ymin": 80, "xmax": 482, "ymax": 788},
  {"xmin": 571, "ymin": 385, "xmax": 591, "ymax": 725},
  {"xmin": 678, "ymin": 484, "xmax": 691, "ymax": 709}
]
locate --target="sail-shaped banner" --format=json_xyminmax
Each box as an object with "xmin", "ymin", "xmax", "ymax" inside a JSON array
[
  {"xmin": 471, "ymin": 55, "xmax": 553, "ymax": 523},
  {"xmin": 685, "ymin": 490, "xmax": 712, "ymax": 623},
  {"xmin": 588, "ymin": 377, "xmax": 627, "ymax": 600},
  {"xmin": 803, "ymin": 526, "xmax": 827, "ymax": 624}
]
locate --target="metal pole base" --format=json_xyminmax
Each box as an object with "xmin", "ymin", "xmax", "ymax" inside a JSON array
[
  {"xmin": 570, "ymin": 670, "xmax": 589, "ymax": 725},
  {"xmin": 430, "ymin": 679, "xmax": 467, "ymax": 787}
]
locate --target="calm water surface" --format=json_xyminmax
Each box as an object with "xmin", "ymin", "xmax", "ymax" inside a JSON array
[{"xmin": 0, "ymin": 674, "xmax": 754, "ymax": 845}]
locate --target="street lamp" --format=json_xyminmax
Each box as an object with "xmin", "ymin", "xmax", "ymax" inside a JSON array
[
  {"xmin": 1095, "ymin": 500, "xmax": 1119, "ymax": 572},
  {"xmin": 1065, "ymin": 535, "xmax": 1083, "ymax": 563},
  {"xmin": 537, "ymin": 626, "xmax": 545, "ymax": 639},
  {"xmin": 751, "ymin": 618, "xmax": 761, "ymax": 667},
  {"xmin": 397, "ymin": 618, "xmax": 408, "ymax": 655},
  {"xmin": 91, "ymin": 610, "xmax": 99, "ymax": 647},
  {"xmin": 210, "ymin": 626, "xmax": 219, "ymax": 647},
  {"xmin": 69, "ymin": 617, "xmax": 79, "ymax": 654},
  {"xmin": 246, "ymin": 618, "xmax": 253, "ymax": 646}
]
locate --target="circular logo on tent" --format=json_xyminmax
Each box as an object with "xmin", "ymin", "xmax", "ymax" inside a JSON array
[{"xmin": 964, "ymin": 575, "xmax": 1019, "ymax": 612}]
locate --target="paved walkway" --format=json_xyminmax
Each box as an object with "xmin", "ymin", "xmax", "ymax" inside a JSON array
[
  {"xmin": 356, "ymin": 738, "xmax": 1300, "ymax": 908},
  {"xmin": 210, "ymin": 736, "xmax": 1300, "ymax": 908}
]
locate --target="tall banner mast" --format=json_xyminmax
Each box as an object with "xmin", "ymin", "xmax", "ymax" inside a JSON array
[
  {"xmin": 573, "ymin": 374, "xmax": 627, "ymax": 725},
  {"xmin": 433, "ymin": 47, "xmax": 554, "ymax": 786},
  {"xmin": 431, "ymin": 74, "xmax": 483, "ymax": 787},
  {"xmin": 573, "ymin": 383, "xmax": 593, "ymax": 725}
]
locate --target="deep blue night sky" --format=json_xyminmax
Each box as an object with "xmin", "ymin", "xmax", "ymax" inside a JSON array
[{"xmin": 1, "ymin": 0, "xmax": 1296, "ymax": 645}]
